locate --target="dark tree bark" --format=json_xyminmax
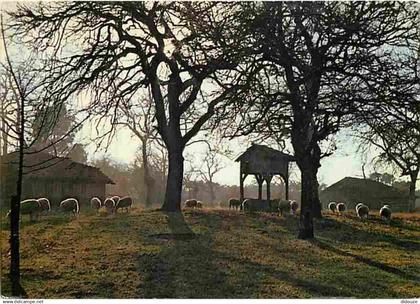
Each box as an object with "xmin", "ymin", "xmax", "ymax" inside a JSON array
[
  {"xmin": 298, "ymin": 168, "xmax": 315, "ymax": 239},
  {"xmin": 162, "ymin": 149, "xmax": 184, "ymax": 212},
  {"xmin": 8, "ymin": 82, "xmax": 25, "ymax": 297}
]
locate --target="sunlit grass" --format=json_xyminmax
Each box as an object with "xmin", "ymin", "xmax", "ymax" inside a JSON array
[{"xmin": 1, "ymin": 208, "xmax": 419, "ymax": 298}]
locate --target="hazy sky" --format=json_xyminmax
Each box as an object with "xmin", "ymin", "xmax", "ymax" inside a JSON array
[
  {"xmin": 81, "ymin": 125, "xmax": 387, "ymax": 188},
  {"xmin": 2, "ymin": 1, "xmax": 416, "ymax": 189}
]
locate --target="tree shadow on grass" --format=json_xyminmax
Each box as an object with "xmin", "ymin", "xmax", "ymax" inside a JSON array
[
  {"xmin": 314, "ymin": 216, "xmax": 420, "ymax": 251},
  {"xmin": 137, "ymin": 211, "xmax": 240, "ymax": 298},
  {"xmin": 310, "ymin": 239, "xmax": 420, "ymax": 283},
  {"xmin": 136, "ymin": 211, "xmax": 360, "ymax": 298}
]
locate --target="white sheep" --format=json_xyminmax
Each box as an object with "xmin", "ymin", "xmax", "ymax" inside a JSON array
[
  {"xmin": 355, "ymin": 202, "xmax": 364, "ymax": 213},
  {"xmin": 380, "ymin": 205, "xmax": 392, "ymax": 220},
  {"xmin": 60, "ymin": 198, "xmax": 79, "ymax": 215},
  {"xmin": 328, "ymin": 202, "xmax": 337, "ymax": 212},
  {"xmin": 116, "ymin": 196, "xmax": 132, "ymax": 213},
  {"xmin": 229, "ymin": 198, "xmax": 241, "ymax": 210},
  {"xmin": 278, "ymin": 200, "xmax": 291, "ymax": 216},
  {"xmin": 90, "ymin": 197, "xmax": 102, "ymax": 210},
  {"xmin": 111, "ymin": 195, "xmax": 120, "ymax": 204},
  {"xmin": 15, "ymin": 199, "xmax": 43, "ymax": 221},
  {"xmin": 185, "ymin": 199, "xmax": 198, "ymax": 208},
  {"xmin": 356, "ymin": 204, "xmax": 369, "ymax": 219},
  {"xmin": 37, "ymin": 197, "xmax": 51, "ymax": 212},
  {"xmin": 337, "ymin": 202, "xmax": 346, "ymax": 214},
  {"xmin": 104, "ymin": 197, "xmax": 116, "ymax": 214}
]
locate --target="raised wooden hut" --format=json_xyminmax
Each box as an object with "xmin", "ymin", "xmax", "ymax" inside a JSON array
[
  {"xmin": 1, "ymin": 151, "xmax": 114, "ymax": 209},
  {"xmin": 235, "ymin": 144, "xmax": 295, "ymax": 204}
]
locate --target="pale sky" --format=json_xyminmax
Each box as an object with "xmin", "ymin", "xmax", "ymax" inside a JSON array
[
  {"xmin": 80, "ymin": 125, "xmax": 394, "ymax": 188},
  {"xmin": 2, "ymin": 1, "xmax": 417, "ymax": 189}
]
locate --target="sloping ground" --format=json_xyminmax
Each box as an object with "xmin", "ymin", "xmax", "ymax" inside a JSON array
[
  {"xmin": 1, "ymin": 208, "xmax": 419, "ymax": 298},
  {"xmin": 320, "ymin": 177, "xmax": 409, "ymax": 211}
]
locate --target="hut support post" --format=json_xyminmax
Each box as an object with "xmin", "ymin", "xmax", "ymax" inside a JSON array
[
  {"xmin": 266, "ymin": 175, "xmax": 273, "ymax": 202},
  {"xmin": 240, "ymin": 169, "xmax": 246, "ymax": 210},
  {"xmin": 255, "ymin": 174, "xmax": 264, "ymax": 200},
  {"xmin": 285, "ymin": 176, "xmax": 289, "ymax": 200}
]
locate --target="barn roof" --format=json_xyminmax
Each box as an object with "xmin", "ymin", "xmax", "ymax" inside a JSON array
[
  {"xmin": 319, "ymin": 176, "xmax": 408, "ymax": 210},
  {"xmin": 322, "ymin": 177, "xmax": 406, "ymax": 198},
  {"xmin": 1, "ymin": 151, "xmax": 114, "ymax": 184},
  {"xmin": 235, "ymin": 144, "xmax": 295, "ymax": 162}
]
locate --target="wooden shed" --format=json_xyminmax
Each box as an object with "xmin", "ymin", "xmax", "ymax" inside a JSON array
[
  {"xmin": 0, "ymin": 151, "xmax": 114, "ymax": 208},
  {"xmin": 235, "ymin": 144, "xmax": 295, "ymax": 204}
]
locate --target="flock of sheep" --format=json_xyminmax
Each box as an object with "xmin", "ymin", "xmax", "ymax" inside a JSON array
[
  {"xmin": 186, "ymin": 197, "xmax": 392, "ymax": 221},
  {"xmin": 90, "ymin": 195, "xmax": 133, "ymax": 214},
  {"xmin": 7, "ymin": 195, "xmax": 133, "ymax": 221},
  {"xmin": 185, "ymin": 198, "xmax": 299, "ymax": 216},
  {"xmin": 328, "ymin": 201, "xmax": 392, "ymax": 220},
  {"xmin": 10, "ymin": 194, "xmax": 393, "ymax": 222}
]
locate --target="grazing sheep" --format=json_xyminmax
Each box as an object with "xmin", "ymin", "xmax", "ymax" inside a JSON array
[
  {"xmin": 380, "ymin": 205, "xmax": 392, "ymax": 220},
  {"xmin": 228, "ymin": 198, "xmax": 241, "ymax": 210},
  {"xmin": 60, "ymin": 198, "xmax": 80, "ymax": 215},
  {"xmin": 278, "ymin": 200, "xmax": 292, "ymax": 216},
  {"xmin": 196, "ymin": 201, "xmax": 203, "ymax": 209},
  {"xmin": 290, "ymin": 200, "xmax": 299, "ymax": 215},
  {"xmin": 243, "ymin": 199, "xmax": 276, "ymax": 213},
  {"xmin": 111, "ymin": 195, "xmax": 120, "ymax": 204},
  {"xmin": 337, "ymin": 202, "xmax": 346, "ymax": 214},
  {"xmin": 104, "ymin": 197, "xmax": 116, "ymax": 214},
  {"xmin": 242, "ymin": 199, "xmax": 251, "ymax": 212},
  {"xmin": 37, "ymin": 198, "xmax": 51, "ymax": 212},
  {"xmin": 356, "ymin": 204, "xmax": 369, "ymax": 219},
  {"xmin": 16, "ymin": 199, "xmax": 43, "ymax": 221},
  {"xmin": 90, "ymin": 197, "xmax": 102, "ymax": 210},
  {"xmin": 355, "ymin": 202, "xmax": 364, "ymax": 213},
  {"xmin": 328, "ymin": 202, "xmax": 337, "ymax": 213},
  {"xmin": 116, "ymin": 196, "xmax": 132, "ymax": 213},
  {"xmin": 185, "ymin": 199, "xmax": 198, "ymax": 208}
]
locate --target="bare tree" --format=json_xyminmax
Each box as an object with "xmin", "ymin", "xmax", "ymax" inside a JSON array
[
  {"xmin": 196, "ymin": 139, "xmax": 231, "ymax": 203},
  {"xmin": 116, "ymin": 91, "xmax": 158, "ymax": 207},
  {"xmin": 353, "ymin": 10, "xmax": 419, "ymax": 211},
  {"xmin": 1, "ymin": 15, "xmax": 32, "ymax": 296},
  {"xmin": 217, "ymin": 2, "xmax": 417, "ymax": 238},
  {"xmin": 1, "ymin": 12, "xmax": 96, "ymax": 294},
  {"xmin": 10, "ymin": 2, "xmax": 251, "ymax": 211}
]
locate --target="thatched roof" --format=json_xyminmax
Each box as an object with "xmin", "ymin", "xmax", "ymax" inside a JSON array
[
  {"xmin": 1, "ymin": 151, "xmax": 114, "ymax": 184},
  {"xmin": 235, "ymin": 144, "xmax": 295, "ymax": 162}
]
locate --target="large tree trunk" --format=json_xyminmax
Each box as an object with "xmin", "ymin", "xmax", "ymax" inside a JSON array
[
  {"xmin": 10, "ymin": 100, "xmax": 25, "ymax": 297},
  {"xmin": 408, "ymin": 170, "xmax": 418, "ymax": 212},
  {"xmin": 293, "ymin": 136, "xmax": 323, "ymax": 238},
  {"xmin": 311, "ymin": 168, "xmax": 322, "ymax": 218},
  {"xmin": 298, "ymin": 166, "xmax": 315, "ymax": 239},
  {"xmin": 161, "ymin": 149, "xmax": 184, "ymax": 212}
]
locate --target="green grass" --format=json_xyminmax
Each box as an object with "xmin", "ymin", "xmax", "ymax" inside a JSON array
[{"xmin": 1, "ymin": 208, "xmax": 419, "ymax": 298}]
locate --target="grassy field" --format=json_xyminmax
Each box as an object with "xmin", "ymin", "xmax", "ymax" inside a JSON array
[{"xmin": 1, "ymin": 207, "xmax": 419, "ymax": 298}]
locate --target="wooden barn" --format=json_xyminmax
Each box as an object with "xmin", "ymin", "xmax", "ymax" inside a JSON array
[
  {"xmin": 0, "ymin": 151, "xmax": 114, "ymax": 209},
  {"xmin": 320, "ymin": 177, "xmax": 411, "ymax": 212}
]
